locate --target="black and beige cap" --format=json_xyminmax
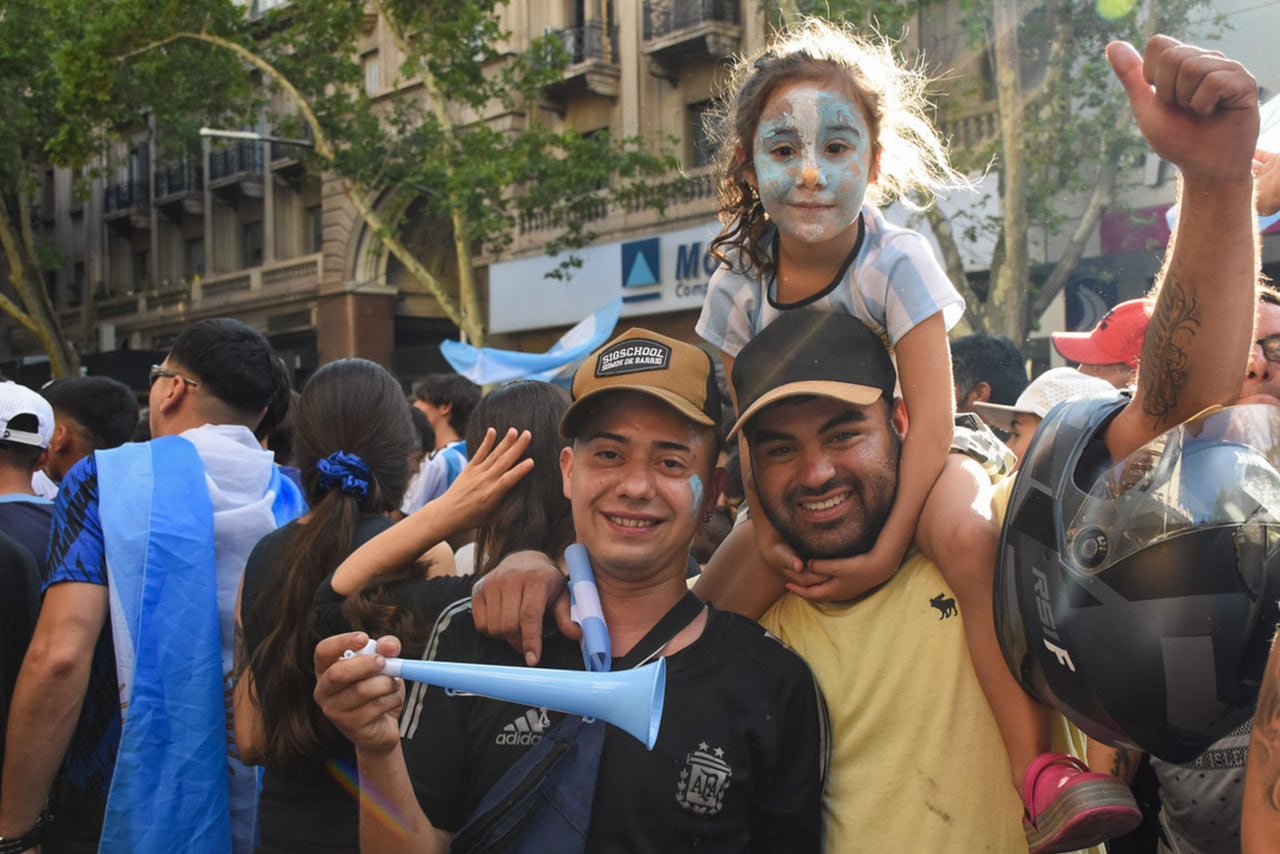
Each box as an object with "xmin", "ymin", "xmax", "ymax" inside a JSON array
[
  {"xmin": 561, "ymin": 328, "xmax": 721, "ymax": 438},
  {"xmin": 728, "ymin": 311, "xmax": 897, "ymax": 438}
]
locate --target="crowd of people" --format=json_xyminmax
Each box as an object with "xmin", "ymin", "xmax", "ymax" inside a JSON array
[{"xmin": 0, "ymin": 18, "xmax": 1278, "ymax": 854}]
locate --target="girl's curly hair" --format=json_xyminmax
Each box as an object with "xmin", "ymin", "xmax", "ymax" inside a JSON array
[{"xmin": 707, "ymin": 18, "xmax": 968, "ymax": 279}]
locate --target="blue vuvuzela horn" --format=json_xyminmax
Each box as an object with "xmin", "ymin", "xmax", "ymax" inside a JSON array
[{"xmin": 345, "ymin": 642, "xmax": 666, "ymax": 749}]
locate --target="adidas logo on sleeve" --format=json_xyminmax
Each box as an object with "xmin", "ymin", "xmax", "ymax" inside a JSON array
[{"xmin": 495, "ymin": 708, "xmax": 551, "ymax": 746}]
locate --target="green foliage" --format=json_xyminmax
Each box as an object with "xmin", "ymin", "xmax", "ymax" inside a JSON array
[
  {"xmin": 245, "ymin": 0, "xmax": 679, "ymax": 340},
  {"xmin": 761, "ymin": 0, "xmax": 1219, "ymax": 338},
  {"xmin": 763, "ymin": 0, "xmax": 930, "ymax": 40},
  {"xmin": 0, "ymin": 0, "xmax": 259, "ymax": 372},
  {"xmin": 0, "ymin": 0, "xmax": 683, "ymax": 346}
]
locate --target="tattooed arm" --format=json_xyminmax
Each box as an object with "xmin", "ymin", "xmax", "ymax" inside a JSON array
[
  {"xmin": 1243, "ymin": 639, "xmax": 1280, "ymax": 851},
  {"xmin": 1086, "ymin": 737, "xmax": 1140, "ymax": 785},
  {"xmin": 1101, "ymin": 37, "xmax": 1261, "ymax": 461}
]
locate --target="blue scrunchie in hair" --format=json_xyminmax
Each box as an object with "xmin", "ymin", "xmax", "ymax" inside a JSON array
[{"xmin": 316, "ymin": 450, "xmax": 371, "ymax": 499}]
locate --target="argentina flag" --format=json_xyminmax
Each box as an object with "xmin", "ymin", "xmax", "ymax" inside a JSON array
[{"xmin": 441, "ymin": 297, "xmax": 621, "ymax": 387}]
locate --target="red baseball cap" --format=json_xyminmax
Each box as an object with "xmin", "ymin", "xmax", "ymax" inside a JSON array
[{"xmin": 1050, "ymin": 299, "xmax": 1149, "ymax": 368}]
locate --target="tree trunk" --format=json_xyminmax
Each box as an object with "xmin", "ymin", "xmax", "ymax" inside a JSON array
[
  {"xmin": 922, "ymin": 206, "xmax": 986, "ymax": 335},
  {"xmin": 0, "ymin": 197, "xmax": 72, "ymax": 376},
  {"xmin": 377, "ymin": 0, "xmax": 486, "ymax": 345},
  {"xmin": 987, "ymin": 0, "xmax": 1030, "ymax": 342}
]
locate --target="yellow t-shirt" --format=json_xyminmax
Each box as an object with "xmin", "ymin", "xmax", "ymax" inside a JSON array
[{"xmin": 759, "ymin": 476, "xmax": 1099, "ymax": 853}]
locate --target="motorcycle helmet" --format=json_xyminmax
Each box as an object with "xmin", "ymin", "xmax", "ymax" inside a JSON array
[{"xmin": 996, "ymin": 398, "xmax": 1280, "ymax": 762}]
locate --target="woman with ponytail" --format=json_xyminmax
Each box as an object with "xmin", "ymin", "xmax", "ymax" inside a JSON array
[
  {"xmin": 331, "ymin": 380, "xmax": 574, "ymax": 645},
  {"xmin": 234, "ymin": 358, "xmax": 461, "ymax": 854}
]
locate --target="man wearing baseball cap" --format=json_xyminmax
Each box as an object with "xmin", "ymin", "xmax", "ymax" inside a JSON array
[
  {"xmin": 0, "ymin": 382, "xmax": 54, "ymax": 799},
  {"xmin": 0, "ymin": 381, "xmax": 56, "ymax": 564},
  {"xmin": 1050, "ymin": 299, "xmax": 1149, "ymax": 389},
  {"xmin": 315, "ymin": 328, "xmax": 825, "ymax": 854},
  {"xmin": 713, "ymin": 310, "xmax": 1133, "ymax": 853}
]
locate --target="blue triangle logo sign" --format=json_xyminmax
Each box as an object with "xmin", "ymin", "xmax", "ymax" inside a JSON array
[
  {"xmin": 625, "ymin": 253, "xmax": 657, "ymax": 288},
  {"xmin": 621, "ymin": 237, "xmax": 661, "ymax": 289}
]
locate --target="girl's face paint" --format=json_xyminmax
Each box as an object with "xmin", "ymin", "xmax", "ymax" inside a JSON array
[
  {"xmin": 689, "ymin": 474, "xmax": 705, "ymax": 518},
  {"xmin": 750, "ymin": 80, "xmax": 874, "ymax": 247}
]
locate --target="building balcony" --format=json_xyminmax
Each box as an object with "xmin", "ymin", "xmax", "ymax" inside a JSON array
[
  {"xmin": 93, "ymin": 281, "xmax": 192, "ymax": 320},
  {"xmin": 154, "ymin": 161, "xmax": 205, "ymax": 217},
  {"xmin": 508, "ymin": 167, "xmax": 717, "ymax": 256},
  {"xmin": 641, "ymin": 0, "xmax": 741, "ymax": 81},
  {"xmin": 103, "ymin": 180, "xmax": 151, "ymax": 230},
  {"xmin": 207, "ymin": 141, "xmax": 265, "ymax": 198},
  {"xmin": 147, "ymin": 281, "xmax": 192, "ymax": 309},
  {"xmin": 75, "ymin": 254, "xmax": 323, "ymax": 332},
  {"xmin": 198, "ymin": 253, "xmax": 322, "ymax": 301},
  {"xmin": 269, "ymin": 130, "xmax": 313, "ymax": 186},
  {"xmin": 543, "ymin": 22, "xmax": 621, "ymax": 108},
  {"xmin": 935, "ymin": 102, "xmax": 999, "ymax": 153}
]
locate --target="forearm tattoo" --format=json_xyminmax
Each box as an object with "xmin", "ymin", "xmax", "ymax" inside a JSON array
[
  {"xmin": 1110, "ymin": 747, "xmax": 1137, "ymax": 783},
  {"xmin": 1141, "ymin": 269, "xmax": 1200, "ymax": 422}
]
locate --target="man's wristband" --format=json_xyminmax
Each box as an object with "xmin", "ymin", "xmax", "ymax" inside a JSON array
[{"xmin": 0, "ymin": 811, "xmax": 51, "ymax": 854}]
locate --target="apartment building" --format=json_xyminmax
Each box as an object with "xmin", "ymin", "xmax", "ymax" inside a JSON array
[
  {"xmin": 6, "ymin": 0, "xmax": 1276, "ymax": 384},
  {"xmin": 3, "ymin": 1, "xmax": 761, "ymax": 385}
]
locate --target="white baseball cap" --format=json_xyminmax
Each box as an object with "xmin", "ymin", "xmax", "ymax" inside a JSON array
[
  {"xmin": 973, "ymin": 367, "xmax": 1118, "ymax": 432},
  {"xmin": 0, "ymin": 381, "xmax": 54, "ymax": 449}
]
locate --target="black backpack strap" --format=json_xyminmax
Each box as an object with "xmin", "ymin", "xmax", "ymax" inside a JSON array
[{"xmin": 612, "ymin": 591, "xmax": 704, "ymax": 671}]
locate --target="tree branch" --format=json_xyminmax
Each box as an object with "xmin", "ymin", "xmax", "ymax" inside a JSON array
[
  {"xmin": 374, "ymin": 0, "xmax": 483, "ymax": 343},
  {"xmin": 124, "ymin": 28, "xmax": 474, "ymax": 337},
  {"xmin": 1027, "ymin": 2, "xmax": 1074, "ymax": 110},
  {"xmin": 922, "ymin": 206, "xmax": 986, "ymax": 333},
  {"xmin": 15, "ymin": 185, "xmax": 64, "ymax": 350},
  {"xmin": 1032, "ymin": 109, "xmax": 1129, "ymax": 319},
  {"xmin": 0, "ymin": 203, "xmax": 63, "ymax": 352},
  {"xmin": 342, "ymin": 179, "xmax": 468, "ymax": 332}
]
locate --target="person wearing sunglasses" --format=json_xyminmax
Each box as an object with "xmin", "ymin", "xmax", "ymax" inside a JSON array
[
  {"xmin": 0, "ymin": 318, "xmax": 306, "ymax": 854},
  {"xmin": 1241, "ymin": 290, "xmax": 1280, "ymax": 407}
]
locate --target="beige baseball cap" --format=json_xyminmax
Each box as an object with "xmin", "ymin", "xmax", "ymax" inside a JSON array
[{"xmin": 561, "ymin": 328, "xmax": 721, "ymax": 438}]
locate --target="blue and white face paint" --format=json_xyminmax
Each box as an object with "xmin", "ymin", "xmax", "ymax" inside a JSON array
[
  {"xmin": 689, "ymin": 473, "xmax": 705, "ymax": 517},
  {"xmin": 751, "ymin": 80, "xmax": 874, "ymax": 246}
]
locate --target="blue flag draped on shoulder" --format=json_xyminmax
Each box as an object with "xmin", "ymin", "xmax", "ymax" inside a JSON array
[
  {"xmin": 96, "ymin": 435, "xmax": 305, "ymax": 854},
  {"xmin": 441, "ymin": 297, "xmax": 621, "ymax": 386}
]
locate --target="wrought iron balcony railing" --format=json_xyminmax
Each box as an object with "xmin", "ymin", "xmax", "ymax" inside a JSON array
[
  {"xmin": 642, "ymin": 0, "xmax": 739, "ymax": 41},
  {"xmin": 104, "ymin": 179, "xmax": 149, "ymax": 214},
  {"xmin": 551, "ymin": 22, "xmax": 619, "ymax": 65},
  {"xmin": 208, "ymin": 141, "xmax": 265, "ymax": 182},
  {"xmin": 154, "ymin": 161, "xmax": 204, "ymax": 197}
]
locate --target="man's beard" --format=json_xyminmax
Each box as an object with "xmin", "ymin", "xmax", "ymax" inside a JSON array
[
  {"xmin": 755, "ymin": 431, "xmax": 901, "ymax": 562},
  {"xmin": 760, "ymin": 475, "xmax": 896, "ymax": 560}
]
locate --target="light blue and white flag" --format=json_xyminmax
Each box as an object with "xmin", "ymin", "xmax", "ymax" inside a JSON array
[
  {"xmin": 565, "ymin": 544, "xmax": 611, "ymax": 673},
  {"xmin": 1167, "ymin": 93, "xmax": 1280, "ymax": 233},
  {"xmin": 97, "ymin": 431, "xmax": 305, "ymax": 854},
  {"xmin": 441, "ymin": 297, "xmax": 621, "ymax": 386}
]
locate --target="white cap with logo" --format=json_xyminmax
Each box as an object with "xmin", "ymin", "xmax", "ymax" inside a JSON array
[
  {"xmin": 0, "ymin": 381, "xmax": 54, "ymax": 448},
  {"xmin": 973, "ymin": 367, "xmax": 1117, "ymax": 433}
]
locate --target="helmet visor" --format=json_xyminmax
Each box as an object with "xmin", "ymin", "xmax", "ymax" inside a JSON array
[{"xmin": 1065, "ymin": 404, "xmax": 1280, "ymax": 575}]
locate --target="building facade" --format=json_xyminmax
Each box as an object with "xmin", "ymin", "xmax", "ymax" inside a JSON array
[{"xmin": 5, "ymin": 0, "xmax": 1276, "ymax": 386}]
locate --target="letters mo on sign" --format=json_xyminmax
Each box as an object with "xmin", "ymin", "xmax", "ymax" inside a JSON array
[{"xmin": 487, "ymin": 221, "xmax": 721, "ymax": 334}]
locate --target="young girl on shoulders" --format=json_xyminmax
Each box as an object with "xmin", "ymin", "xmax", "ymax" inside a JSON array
[{"xmin": 695, "ymin": 19, "xmax": 1138, "ymax": 853}]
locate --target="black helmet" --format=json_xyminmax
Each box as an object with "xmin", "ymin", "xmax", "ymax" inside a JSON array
[{"xmin": 996, "ymin": 399, "xmax": 1280, "ymax": 762}]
